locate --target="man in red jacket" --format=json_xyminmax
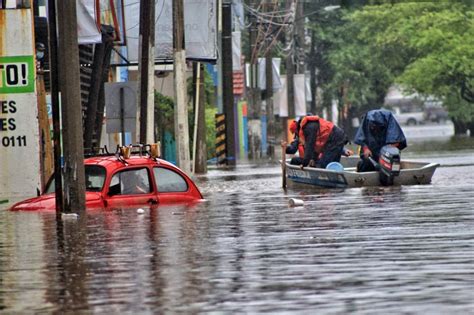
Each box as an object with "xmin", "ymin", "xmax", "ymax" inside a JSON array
[{"xmin": 284, "ymin": 116, "xmax": 350, "ymax": 168}]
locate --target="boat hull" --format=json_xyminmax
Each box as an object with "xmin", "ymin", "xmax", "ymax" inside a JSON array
[{"xmin": 284, "ymin": 157, "xmax": 439, "ymax": 188}]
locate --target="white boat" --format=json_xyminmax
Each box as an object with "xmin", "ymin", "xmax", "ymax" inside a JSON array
[{"xmin": 283, "ymin": 156, "xmax": 439, "ymax": 188}]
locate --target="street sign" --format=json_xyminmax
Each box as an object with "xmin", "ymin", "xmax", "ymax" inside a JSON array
[
  {"xmin": 105, "ymin": 82, "xmax": 137, "ymax": 134},
  {"xmin": 0, "ymin": 8, "xmax": 41, "ymax": 199}
]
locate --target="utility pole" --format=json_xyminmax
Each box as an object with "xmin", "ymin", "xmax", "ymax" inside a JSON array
[
  {"xmin": 216, "ymin": 0, "xmax": 223, "ymax": 114},
  {"xmin": 173, "ymin": 0, "xmax": 191, "ymax": 173},
  {"xmin": 193, "ymin": 62, "xmax": 207, "ymax": 174},
  {"xmin": 265, "ymin": 51, "xmax": 274, "ymax": 159},
  {"xmin": 247, "ymin": 0, "xmax": 261, "ymax": 159},
  {"xmin": 222, "ymin": 0, "xmax": 236, "ymax": 165},
  {"xmin": 138, "ymin": 0, "xmax": 155, "ymax": 144},
  {"xmin": 47, "ymin": 0, "xmax": 63, "ymax": 215},
  {"xmin": 295, "ymin": 1, "xmax": 306, "ymax": 109},
  {"xmin": 309, "ymin": 29, "xmax": 317, "ymax": 115},
  {"xmin": 265, "ymin": 3, "xmax": 275, "ymax": 159},
  {"xmin": 248, "ymin": 0, "xmax": 257, "ymax": 121},
  {"xmin": 285, "ymin": 2, "xmax": 295, "ymax": 119},
  {"xmin": 56, "ymin": 0, "xmax": 86, "ymax": 213}
]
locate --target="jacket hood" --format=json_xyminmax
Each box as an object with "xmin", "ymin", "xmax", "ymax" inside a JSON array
[{"xmin": 354, "ymin": 109, "xmax": 407, "ymax": 151}]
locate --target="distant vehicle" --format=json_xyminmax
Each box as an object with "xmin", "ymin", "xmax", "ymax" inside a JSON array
[
  {"xmin": 10, "ymin": 145, "xmax": 203, "ymax": 211},
  {"xmin": 390, "ymin": 105, "xmax": 425, "ymax": 126},
  {"xmin": 424, "ymin": 103, "xmax": 449, "ymax": 123}
]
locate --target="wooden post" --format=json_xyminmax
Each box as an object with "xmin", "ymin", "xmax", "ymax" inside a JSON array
[
  {"xmin": 281, "ymin": 144, "xmax": 287, "ymax": 188},
  {"xmin": 36, "ymin": 73, "xmax": 53, "ymax": 190},
  {"xmin": 57, "ymin": 0, "xmax": 86, "ymax": 213}
]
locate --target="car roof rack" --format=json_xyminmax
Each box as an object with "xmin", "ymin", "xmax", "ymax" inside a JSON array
[
  {"xmin": 84, "ymin": 143, "xmax": 161, "ymax": 163},
  {"xmin": 115, "ymin": 143, "xmax": 162, "ymax": 163},
  {"xmin": 84, "ymin": 145, "xmax": 114, "ymax": 157}
]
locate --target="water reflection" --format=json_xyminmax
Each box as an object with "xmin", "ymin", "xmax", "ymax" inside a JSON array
[
  {"xmin": 45, "ymin": 215, "xmax": 90, "ymax": 312},
  {"xmin": 0, "ymin": 143, "xmax": 473, "ymax": 313}
]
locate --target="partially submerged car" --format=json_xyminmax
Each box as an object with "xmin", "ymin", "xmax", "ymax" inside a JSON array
[{"xmin": 10, "ymin": 145, "xmax": 203, "ymax": 211}]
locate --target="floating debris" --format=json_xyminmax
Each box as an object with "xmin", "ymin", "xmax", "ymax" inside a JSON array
[
  {"xmin": 288, "ymin": 198, "xmax": 304, "ymax": 207},
  {"xmin": 61, "ymin": 213, "xmax": 79, "ymax": 220}
]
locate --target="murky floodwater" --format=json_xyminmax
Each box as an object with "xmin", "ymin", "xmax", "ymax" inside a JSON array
[{"xmin": 1, "ymin": 138, "xmax": 473, "ymax": 314}]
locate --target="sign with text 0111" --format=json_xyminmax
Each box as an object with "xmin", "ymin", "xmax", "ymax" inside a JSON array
[{"xmin": 0, "ymin": 8, "xmax": 41, "ymax": 200}]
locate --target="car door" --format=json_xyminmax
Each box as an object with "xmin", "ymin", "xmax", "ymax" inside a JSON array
[
  {"xmin": 104, "ymin": 167, "xmax": 158, "ymax": 207},
  {"xmin": 152, "ymin": 166, "xmax": 196, "ymax": 204}
]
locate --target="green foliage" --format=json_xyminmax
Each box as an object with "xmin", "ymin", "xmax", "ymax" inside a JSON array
[
  {"xmin": 321, "ymin": 2, "xmax": 474, "ymax": 123},
  {"xmin": 187, "ymin": 66, "xmax": 217, "ymax": 160},
  {"xmin": 445, "ymin": 92, "xmax": 474, "ymax": 122},
  {"xmin": 155, "ymin": 65, "xmax": 217, "ymax": 160},
  {"xmin": 154, "ymin": 91, "xmax": 175, "ymax": 140},
  {"xmin": 205, "ymin": 107, "xmax": 217, "ymax": 160}
]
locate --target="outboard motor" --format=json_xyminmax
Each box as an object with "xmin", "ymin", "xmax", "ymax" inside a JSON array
[{"xmin": 378, "ymin": 145, "xmax": 401, "ymax": 186}]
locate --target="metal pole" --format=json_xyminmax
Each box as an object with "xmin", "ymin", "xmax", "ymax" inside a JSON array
[
  {"xmin": 84, "ymin": 38, "xmax": 106, "ymax": 149},
  {"xmin": 47, "ymin": 0, "xmax": 63, "ymax": 215},
  {"xmin": 192, "ymin": 62, "xmax": 201, "ymax": 173},
  {"xmin": 120, "ymin": 87, "xmax": 126, "ymax": 145}
]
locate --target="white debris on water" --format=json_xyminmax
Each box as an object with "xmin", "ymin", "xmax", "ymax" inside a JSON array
[
  {"xmin": 288, "ymin": 198, "xmax": 304, "ymax": 207},
  {"xmin": 137, "ymin": 208, "xmax": 145, "ymax": 214},
  {"xmin": 61, "ymin": 213, "xmax": 79, "ymax": 220}
]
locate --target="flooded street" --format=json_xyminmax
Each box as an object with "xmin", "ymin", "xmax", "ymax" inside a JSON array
[{"xmin": 1, "ymin": 139, "xmax": 473, "ymax": 314}]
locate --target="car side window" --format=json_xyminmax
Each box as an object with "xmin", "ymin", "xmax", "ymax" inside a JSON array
[
  {"xmin": 109, "ymin": 168, "xmax": 151, "ymax": 196},
  {"xmin": 153, "ymin": 167, "xmax": 188, "ymax": 192}
]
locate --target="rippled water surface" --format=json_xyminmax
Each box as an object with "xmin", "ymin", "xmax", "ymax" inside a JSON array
[{"xmin": 1, "ymin": 140, "xmax": 473, "ymax": 314}]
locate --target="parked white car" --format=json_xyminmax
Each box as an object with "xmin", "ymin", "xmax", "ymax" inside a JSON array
[{"xmin": 391, "ymin": 106, "xmax": 425, "ymax": 125}]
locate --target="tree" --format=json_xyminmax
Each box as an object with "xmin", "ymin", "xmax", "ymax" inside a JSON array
[{"xmin": 325, "ymin": 2, "xmax": 474, "ymax": 134}]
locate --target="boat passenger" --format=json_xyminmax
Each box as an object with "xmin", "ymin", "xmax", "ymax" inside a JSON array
[
  {"xmin": 282, "ymin": 119, "xmax": 306, "ymax": 165},
  {"xmin": 285, "ymin": 116, "xmax": 348, "ymax": 168},
  {"xmin": 283, "ymin": 126, "xmax": 353, "ymax": 166},
  {"xmin": 354, "ymin": 108, "xmax": 407, "ymax": 172}
]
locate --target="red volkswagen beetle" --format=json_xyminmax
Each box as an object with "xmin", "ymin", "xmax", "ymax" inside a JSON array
[{"xmin": 10, "ymin": 145, "xmax": 203, "ymax": 211}]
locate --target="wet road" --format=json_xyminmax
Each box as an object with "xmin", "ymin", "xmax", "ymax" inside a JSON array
[{"xmin": 1, "ymin": 140, "xmax": 473, "ymax": 313}]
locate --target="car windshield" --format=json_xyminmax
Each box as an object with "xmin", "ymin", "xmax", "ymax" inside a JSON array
[{"xmin": 44, "ymin": 165, "xmax": 107, "ymax": 194}]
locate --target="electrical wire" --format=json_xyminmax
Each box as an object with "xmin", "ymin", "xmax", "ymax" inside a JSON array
[
  {"xmin": 249, "ymin": 0, "xmax": 296, "ymax": 63},
  {"xmin": 254, "ymin": 0, "xmax": 280, "ymax": 58}
]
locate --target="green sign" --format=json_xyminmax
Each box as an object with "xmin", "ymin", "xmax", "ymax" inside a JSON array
[{"xmin": 0, "ymin": 55, "xmax": 35, "ymax": 94}]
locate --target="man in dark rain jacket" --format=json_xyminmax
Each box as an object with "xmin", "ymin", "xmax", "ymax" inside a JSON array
[
  {"xmin": 354, "ymin": 109, "xmax": 407, "ymax": 172},
  {"xmin": 284, "ymin": 116, "xmax": 348, "ymax": 168}
]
